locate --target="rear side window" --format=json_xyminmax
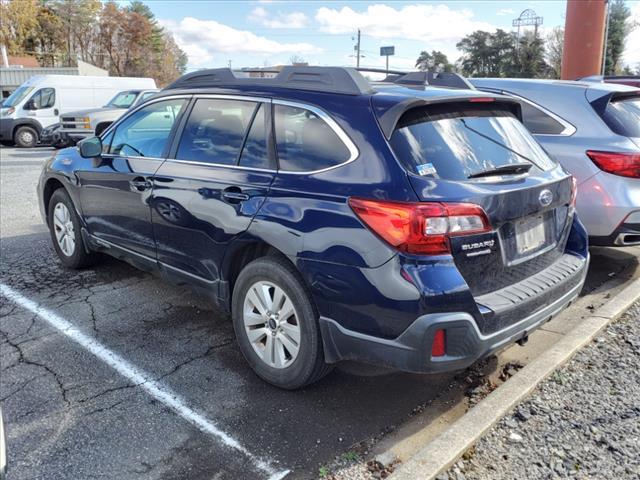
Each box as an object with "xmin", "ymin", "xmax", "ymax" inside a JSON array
[
  {"xmin": 110, "ymin": 98, "xmax": 186, "ymax": 158},
  {"xmin": 519, "ymin": 101, "xmax": 567, "ymax": 135},
  {"xmin": 600, "ymin": 96, "xmax": 640, "ymax": 137},
  {"xmin": 176, "ymin": 98, "xmax": 256, "ymax": 165},
  {"xmin": 274, "ymin": 104, "xmax": 350, "ymax": 172},
  {"xmin": 389, "ymin": 103, "xmax": 555, "ymax": 181},
  {"xmin": 239, "ymin": 104, "xmax": 270, "ymax": 169}
]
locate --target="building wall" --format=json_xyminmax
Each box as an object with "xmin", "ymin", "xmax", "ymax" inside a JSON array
[{"xmin": 0, "ymin": 63, "xmax": 108, "ymax": 98}]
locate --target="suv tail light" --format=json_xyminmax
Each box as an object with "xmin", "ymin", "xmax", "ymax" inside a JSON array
[
  {"xmin": 348, "ymin": 198, "xmax": 491, "ymax": 255},
  {"xmin": 586, "ymin": 150, "xmax": 640, "ymax": 178}
]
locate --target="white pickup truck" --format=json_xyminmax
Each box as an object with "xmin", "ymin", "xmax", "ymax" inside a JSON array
[{"xmin": 58, "ymin": 88, "xmax": 158, "ymax": 143}]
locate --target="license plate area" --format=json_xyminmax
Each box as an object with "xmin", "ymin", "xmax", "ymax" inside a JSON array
[
  {"xmin": 516, "ymin": 215, "xmax": 546, "ymax": 254},
  {"xmin": 499, "ymin": 210, "xmax": 558, "ymax": 266}
]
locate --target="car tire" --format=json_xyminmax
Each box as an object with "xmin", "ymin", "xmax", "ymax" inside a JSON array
[
  {"xmin": 47, "ymin": 188, "xmax": 100, "ymax": 269},
  {"xmin": 14, "ymin": 126, "xmax": 38, "ymax": 148},
  {"xmin": 232, "ymin": 256, "xmax": 332, "ymax": 389}
]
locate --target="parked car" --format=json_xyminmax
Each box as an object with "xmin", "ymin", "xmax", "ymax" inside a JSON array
[
  {"xmin": 471, "ymin": 78, "xmax": 640, "ymax": 246},
  {"xmin": 580, "ymin": 75, "xmax": 640, "ymax": 88},
  {"xmin": 0, "ymin": 75, "xmax": 156, "ymax": 147},
  {"xmin": 59, "ymin": 88, "xmax": 159, "ymax": 144},
  {"xmin": 37, "ymin": 67, "xmax": 589, "ymax": 389}
]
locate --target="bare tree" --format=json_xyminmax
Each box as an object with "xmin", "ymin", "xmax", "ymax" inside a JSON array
[
  {"xmin": 546, "ymin": 26, "xmax": 564, "ymax": 79},
  {"xmin": 289, "ymin": 55, "xmax": 306, "ymax": 65}
]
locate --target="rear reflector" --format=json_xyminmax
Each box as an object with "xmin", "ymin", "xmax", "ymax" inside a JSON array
[
  {"xmin": 348, "ymin": 198, "xmax": 491, "ymax": 255},
  {"xmin": 586, "ymin": 150, "xmax": 640, "ymax": 178},
  {"xmin": 431, "ymin": 329, "xmax": 446, "ymax": 357}
]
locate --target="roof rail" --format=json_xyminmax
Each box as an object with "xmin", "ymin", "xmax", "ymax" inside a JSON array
[
  {"xmin": 356, "ymin": 67, "xmax": 475, "ymax": 90},
  {"xmin": 165, "ymin": 66, "xmax": 374, "ymax": 95}
]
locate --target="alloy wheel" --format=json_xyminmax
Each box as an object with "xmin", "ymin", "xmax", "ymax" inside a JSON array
[
  {"xmin": 243, "ymin": 281, "xmax": 301, "ymax": 369},
  {"xmin": 52, "ymin": 202, "xmax": 76, "ymax": 256}
]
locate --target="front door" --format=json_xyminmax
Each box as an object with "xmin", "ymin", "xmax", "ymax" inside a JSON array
[
  {"xmin": 151, "ymin": 97, "xmax": 275, "ymax": 288},
  {"xmin": 77, "ymin": 97, "xmax": 189, "ymax": 259},
  {"xmin": 23, "ymin": 87, "xmax": 58, "ymax": 129}
]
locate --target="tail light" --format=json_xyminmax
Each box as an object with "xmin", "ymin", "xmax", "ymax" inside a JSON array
[
  {"xmin": 586, "ymin": 150, "xmax": 640, "ymax": 178},
  {"xmin": 348, "ymin": 198, "xmax": 491, "ymax": 255}
]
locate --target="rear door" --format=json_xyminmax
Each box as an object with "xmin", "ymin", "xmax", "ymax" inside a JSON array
[
  {"xmin": 388, "ymin": 101, "xmax": 574, "ymax": 295},
  {"xmin": 150, "ymin": 95, "xmax": 275, "ymax": 287}
]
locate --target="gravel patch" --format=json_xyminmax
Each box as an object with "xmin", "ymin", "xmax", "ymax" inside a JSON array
[{"xmin": 443, "ymin": 302, "xmax": 640, "ymax": 480}]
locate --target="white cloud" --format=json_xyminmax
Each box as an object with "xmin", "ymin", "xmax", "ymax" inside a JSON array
[
  {"xmin": 249, "ymin": 7, "xmax": 310, "ymax": 29},
  {"xmin": 497, "ymin": 8, "xmax": 515, "ymax": 16},
  {"xmin": 623, "ymin": 2, "xmax": 640, "ymax": 68},
  {"xmin": 315, "ymin": 4, "xmax": 497, "ymax": 61},
  {"xmin": 160, "ymin": 17, "xmax": 321, "ymax": 67}
]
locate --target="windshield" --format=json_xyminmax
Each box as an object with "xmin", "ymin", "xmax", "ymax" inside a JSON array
[
  {"xmin": 389, "ymin": 103, "xmax": 556, "ymax": 181},
  {"xmin": 105, "ymin": 91, "xmax": 139, "ymax": 109},
  {"xmin": 600, "ymin": 96, "xmax": 640, "ymax": 138},
  {"xmin": 2, "ymin": 86, "xmax": 34, "ymax": 108}
]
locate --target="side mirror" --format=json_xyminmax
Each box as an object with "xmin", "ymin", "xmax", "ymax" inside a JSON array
[{"xmin": 78, "ymin": 136, "xmax": 102, "ymax": 158}]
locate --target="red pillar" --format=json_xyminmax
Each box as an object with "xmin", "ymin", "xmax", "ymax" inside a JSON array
[{"xmin": 561, "ymin": 0, "xmax": 607, "ymax": 79}]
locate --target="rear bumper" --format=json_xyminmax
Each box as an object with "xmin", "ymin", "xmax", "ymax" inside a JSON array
[
  {"xmin": 590, "ymin": 210, "xmax": 640, "ymax": 246},
  {"xmin": 576, "ymin": 171, "xmax": 640, "ymax": 239},
  {"xmin": 320, "ymin": 252, "xmax": 588, "ymax": 373}
]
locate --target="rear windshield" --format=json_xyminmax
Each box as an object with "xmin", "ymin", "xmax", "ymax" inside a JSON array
[
  {"xmin": 600, "ymin": 96, "xmax": 640, "ymax": 138},
  {"xmin": 389, "ymin": 103, "xmax": 556, "ymax": 181}
]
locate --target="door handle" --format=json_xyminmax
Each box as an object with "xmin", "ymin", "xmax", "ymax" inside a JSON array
[
  {"xmin": 54, "ymin": 109, "xmax": 59, "ymax": 116},
  {"xmin": 222, "ymin": 187, "xmax": 249, "ymax": 203},
  {"xmin": 129, "ymin": 177, "xmax": 152, "ymax": 192}
]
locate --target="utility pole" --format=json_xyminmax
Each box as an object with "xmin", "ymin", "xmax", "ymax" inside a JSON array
[
  {"xmin": 601, "ymin": 0, "xmax": 610, "ymax": 75},
  {"xmin": 356, "ymin": 29, "xmax": 361, "ymax": 68},
  {"xmin": 228, "ymin": 60, "xmax": 232, "ymax": 69}
]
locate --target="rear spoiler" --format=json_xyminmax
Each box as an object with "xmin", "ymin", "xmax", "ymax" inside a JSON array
[
  {"xmin": 376, "ymin": 95, "xmax": 523, "ymax": 140},
  {"xmin": 588, "ymin": 90, "xmax": 640, "ymax": 117}
]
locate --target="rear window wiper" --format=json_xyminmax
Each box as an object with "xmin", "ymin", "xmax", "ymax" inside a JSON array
[{"xmin": 468, "ymin": 163, "xmax": 532, "ymax": 179}]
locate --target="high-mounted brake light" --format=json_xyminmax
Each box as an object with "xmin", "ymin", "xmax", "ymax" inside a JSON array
[
  {"xmin": 586, "ymin": 150, "xmax": 640, "ymax": 179},
  {"xmin": 468, "ymin": 97, "xmax": 495, "ymax": 103},
  {"xmin": 348, "ymin": 198, "xmax": 491, "ymax": 255}
]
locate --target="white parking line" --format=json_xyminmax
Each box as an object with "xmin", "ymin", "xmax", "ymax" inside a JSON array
[{"xmin": 0, "ymin": 283, "xmax": 289, "ymax": 480}]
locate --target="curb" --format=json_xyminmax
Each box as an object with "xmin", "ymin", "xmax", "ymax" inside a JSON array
[{"xmin": 389, "ymin": 277, "xmax": 640, "ymax": 480}]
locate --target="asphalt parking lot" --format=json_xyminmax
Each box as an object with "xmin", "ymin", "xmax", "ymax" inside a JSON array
[{"xmin": 1, "ymin": 146, "xmax": 639, "ymax": 480}]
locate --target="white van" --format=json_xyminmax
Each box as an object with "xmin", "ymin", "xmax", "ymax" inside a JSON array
[{"xmin": 0, "ymin": 75, "xmax": 156, "ymax": 147}]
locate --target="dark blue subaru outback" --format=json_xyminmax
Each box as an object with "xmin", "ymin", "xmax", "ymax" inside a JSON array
[{"xmin": 38, "ymin": 67, "xmax": 589, "ymax": 389}]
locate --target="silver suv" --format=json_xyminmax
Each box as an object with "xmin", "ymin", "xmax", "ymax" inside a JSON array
[
  {"xmin": 60, "ymin": 89, "xmax": 158, "ymax": 142},
  {"xmin": 471, "ymin": 78, "xmax": 640, "ymax": 246}
]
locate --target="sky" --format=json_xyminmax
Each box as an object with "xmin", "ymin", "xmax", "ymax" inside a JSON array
[{"xmin": 135, "ymin": 0, "xmax": 640, "ymax": 72}]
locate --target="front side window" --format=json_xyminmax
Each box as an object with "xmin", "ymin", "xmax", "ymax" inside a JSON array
[
  {"xmin": 519, "ymin": 101, "xmax": 567, "ymax": 135},
  {"xmin": 109, "ymin": 98, "xmax": 186, "ymax": 158},
  {"xmin": 28, "ymin": 88, "xmax": 55, "ymax": 110},
  {"xmin": 390, "ymin": 103, "xmax": 556, "ymax": 181},
  {"xmin": 176, "ymin": 98, "xmax": 257, "ymax": 165},
  {"xmin": 274, "ymin": 104, "xmax": 351, "ymax": 172}
]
